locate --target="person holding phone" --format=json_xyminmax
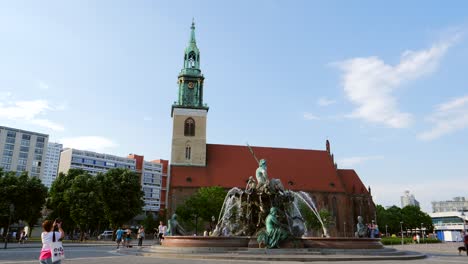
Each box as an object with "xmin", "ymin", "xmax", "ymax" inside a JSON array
[{"xmin": 39, "ymin": 219, "xmax": 64, "ymax": 264}]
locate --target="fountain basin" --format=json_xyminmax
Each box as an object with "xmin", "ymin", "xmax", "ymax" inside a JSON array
[
  {"xmin": 162, "ymin": 236, "xmax": 250, "ymax": 248},
  {"xmin": 163, "ymin": 236, "xmax": 383, "ymax": 249}
]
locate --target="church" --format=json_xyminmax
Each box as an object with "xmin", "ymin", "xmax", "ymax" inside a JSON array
[{"xmin": 167, "ymin": 21, "xmax": 375, "ymax": 237}]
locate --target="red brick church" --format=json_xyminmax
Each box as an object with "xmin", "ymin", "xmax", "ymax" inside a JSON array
[{"xmin": 167, "ymin": 22, "xmax": 375, "ymax": 237}]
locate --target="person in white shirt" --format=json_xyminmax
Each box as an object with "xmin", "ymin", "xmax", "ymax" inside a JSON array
[
  {"xmin": 157, "ymin": 221, "xmax": 167, "ymax": 245},
  {"xmin": 39, "ymin": 219, "xmax": 64, "ymax": 264}
]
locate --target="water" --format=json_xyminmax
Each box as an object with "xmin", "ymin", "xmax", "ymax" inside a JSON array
[{"xmin": 213, "ymin": 187, "xmax": 329, "ymax": 237}]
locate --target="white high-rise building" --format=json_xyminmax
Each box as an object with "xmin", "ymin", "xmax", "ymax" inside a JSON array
[
  {"xmin": 42, "ymin": 142, "xmax": 63, "ymax": 188},
  {"xmin": 401, "ymin": 190, "xmax": 420, "ymax": 208},
  {"xmin": 0, "ymin": 126, "xmax": 48, "ymax": 178}
]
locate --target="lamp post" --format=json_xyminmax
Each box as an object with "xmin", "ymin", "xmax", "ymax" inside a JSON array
[
  {"xmin": 211, "ymin": 215, "xmax": 216, "ymax": 233},
  {"xmin": 194, "ymin": 214, "xmax": 198, "ymax": 236},
  {"xmin": 3, "ymin": 204, "xmax": 14, "ymax": 249},
  {"xmin": 385, "ymin": 225, "xmax": 388, "ymax": 237},
  {"xmin": 421, "ymin": 223, "xmax": 424, "ymax": 243},
  {"xmin": 462, "ymin": 210, "xmax": 466, "ymax": 236},
  {"xmin": 400, "ymin": 221, "xmax": 404, "ymax": 245}
]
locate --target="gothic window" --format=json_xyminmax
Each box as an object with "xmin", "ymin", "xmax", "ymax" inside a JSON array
[
  {"xmin": 185, "ymin": 145, "xmax": 191, "ymax": 160},
  {"xmin": 184, "ymin": 118, "xmax": 195, "ymax": 136}
]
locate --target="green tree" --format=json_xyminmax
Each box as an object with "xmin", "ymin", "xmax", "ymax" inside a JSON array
[
  {"xmin": 175, "ymin": 186, "xmax": 227, "ymax": 232},
  {"xmin": 142, "ymin": 213, "xmax": 157, "ymax": 237},
  {"xmin": 98, "ymin": 168, "xmax": 144, "ymax": 229},
  {"xmin": 401, "ymin": 205, "xmax": 433, "ymax": 233},
  {"xmin": 47, "ymin": 169, "xmax": 84, "ymax": 233},
  {"xmin": 64, "ymin": 172, "xmax": 103, "ymax": 241},
  {"xmin": 299, "ymin": 202, "xmax": 333, "ymax": 236},
  {"xmin": 0, "ymin": 170, "xmax": 47, "ymax": 236},
  {"xmin": 14, "ymin": 173, "xmax": 48, "ymax": 234}
]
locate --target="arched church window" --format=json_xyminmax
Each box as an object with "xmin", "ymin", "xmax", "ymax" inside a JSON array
[
  {"xmin": 184, "ymin": 118, "xmax": 195, "ymax": 136},
  {"xmin": 185, "ymin": 145, "xmax": 191, "ymax": 160}
]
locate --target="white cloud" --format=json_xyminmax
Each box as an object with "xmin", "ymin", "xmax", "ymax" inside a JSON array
[
  {"xmin": 337, "ymin": 155, "xmax": 384, "ymax": 167},
  {"xmin": 336, "ymin": 35, "xmax": 459, "ymax": 128},
  {"xmin": 38, "ymin": 80, "xmax": 49, "ymax": 90},
  {"xmin": 317, "ymin": 97, "xmax": 336, "ymax": 107},
  {"xmin": 303, "ymin": 112, "xmax": 319, "ymax": 120},
  {"xmin": 0, "ymin": 99, "xmax": 64, "ymax": 131},
  {"xmin": 418, "ymin": 95, "xmax": 468, "ymax": 140},
  {"xmin": 59, "ymin": 136, "xmax": 118, "ymax": 152}
]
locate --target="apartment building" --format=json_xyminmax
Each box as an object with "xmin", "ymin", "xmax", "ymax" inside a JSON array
[
  {"xmin": 41, "ymin": 142, "xmax": 63, "ymax": 188},
  {"xmin": 0, "ymin": 126, "xmax": 48, "ymax": 178}
]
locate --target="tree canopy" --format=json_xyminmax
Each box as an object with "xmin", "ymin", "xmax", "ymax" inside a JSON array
[{"xmin": 376, "ymin": 204, "xmax": 433, "ymax": 235}]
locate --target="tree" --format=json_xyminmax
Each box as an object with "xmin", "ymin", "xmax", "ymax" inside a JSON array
[
  {"xmin": 98, "ymin": 168, "xmax": 144, "ymax": 229},
  {"xmin": 375, "ymin": 204, "xmax": 433, "ymax": 236},
  {"xmin": 142, "ymin": 213, "xmax": 157, "ymax": 237},
  {"xmin": 14, "ymin": 173, "xmax": 48, "ymax": 234},
  {"xmin": 64, "ymin": 172, "xmax": 103, "ymax": 241},
  {"xmin": 47, "ymin": 169, "xmax": 84, "ymax": 233},
  {"xmin": 401, "ymin": 205, "xmax": 433, "ymax": 233},
  {"xmin": 0, "ymin": 169, "xmax": 47, "ymax": 237},
  {"xmin": 175, "ymin": 186, "xmax": 227, "ymax": 232},
  {"xmin": 299, "ymin": 202, "xmax": 333, "ymax": 236}
]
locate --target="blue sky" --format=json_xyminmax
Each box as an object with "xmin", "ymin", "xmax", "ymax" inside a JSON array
[{"xmin": 1, "ymin": 1, "xmax": 467, "ymax": 213}]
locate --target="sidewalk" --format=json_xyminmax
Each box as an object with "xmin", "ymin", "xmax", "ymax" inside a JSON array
[
  {"xmin": 389, "ymin": 242, "xmax": 466, "ymax": 255},
  {"xmin": 1, "ymin": 240, "xmax": 157, "ymax": 249}
]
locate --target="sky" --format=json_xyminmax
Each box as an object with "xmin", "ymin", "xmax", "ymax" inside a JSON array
[{"xmin": 1, "ymin": 1, "xmax": 467, "ymax": 213}]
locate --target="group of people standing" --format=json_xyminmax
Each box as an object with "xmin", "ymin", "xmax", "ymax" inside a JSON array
[{"xmin": 114, "ymin": 221, "xmax": 167, "ymax": 249}]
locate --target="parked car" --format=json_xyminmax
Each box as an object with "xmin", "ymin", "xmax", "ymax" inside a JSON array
[{"xmin": 98, "ymin": 230, "xmax": 113, "ymax": 240}]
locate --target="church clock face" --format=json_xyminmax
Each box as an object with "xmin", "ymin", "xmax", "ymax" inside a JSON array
[{"xmin": 188, "ymin": 82, "xmax": 194, "ymax": 89}]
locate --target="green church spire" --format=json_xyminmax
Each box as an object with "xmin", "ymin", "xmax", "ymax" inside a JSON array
[{"xmin": 172, "ymin": 20, "xmax": 208, "ymax": 114}]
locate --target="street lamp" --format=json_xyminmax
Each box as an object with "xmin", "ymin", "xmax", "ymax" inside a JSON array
[
  {"xmin": 385, "ymin": 224, "xmax": 388, "ymax": 237},
  {"xmin": 3, "ymin": 204, "xmax": 14, "ymax": 249},
  {"xmin": 400, "ymin": 221, "xmax": 404, "ymax": 245},
  {"xmin": 462, "ymin": 210, "xmax": 466, "ymax": 236},
  {"xmin": 421, "ymin": 223, "xmax": 424, "ymax": 243},
  {"xmin": 194, "ymin": 214, "xmax": 198, "ymax": 236}
]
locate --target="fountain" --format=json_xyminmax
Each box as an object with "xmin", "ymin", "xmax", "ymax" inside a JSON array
[{"xmin": 162, "ymin": 150, "xmax": 384, "ymax": 250}]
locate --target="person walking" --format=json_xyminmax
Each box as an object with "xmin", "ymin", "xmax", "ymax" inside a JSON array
[
  {"xmin": 115, "ymin": 227, "xmax": 125, "ymax": 249},
  {"xmin": 464, "ymin": 232, "xmax": 468, "ymax": 256},
  {"xmin": 137, "ymin": 226, "xmax": 145, "ymax": 247},
  {"xmin": 39, "ymin": 219, "xmax": 64, "ymax": 264},
  {"xmin": 157, "ymin": 221, "xmax": 167, "ymax": 245}
]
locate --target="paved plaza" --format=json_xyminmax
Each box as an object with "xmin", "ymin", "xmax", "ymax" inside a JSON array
[{"xmin": 0, "ymin": 242, "xmax": 467, "ymax": 264}]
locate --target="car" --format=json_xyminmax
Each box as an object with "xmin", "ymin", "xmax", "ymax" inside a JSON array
[{"xmin": 98, "ymin": 230, "xmax": 113, "ymax": 240}]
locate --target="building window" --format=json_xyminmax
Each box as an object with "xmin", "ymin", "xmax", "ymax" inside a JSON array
[
  {"xmin": 6, "ymin": 137, "xmax": 15, "ymax": 144},
  {"xmin": 1, "ymin": 163, "xmax": 11, "ymax": 171},
  {"xmin": 17, "ymin": 165, "xmax": 26, "ymax": 171},
  {"xmin": 185, "ymin": 145, "xmax": 191, "ymax": 160},
  {"xmin": 184, "ymin": 118, "xmax": 195, "ymax": 136},
  {"xmin": 35, "ymin": 142, "xmax": 44, "ymax": 148},
  {"xmin": 7, "ymin": 131, "xmax": 16, "ymax": 138},
  {"xmin": 22, "ymin": 134, "xmax": 31, "ymax": 140},
  {"xmin": 4, "ymin": 144, "xmax": 14, "ymax": 150},
  {"xmin": 18, "ymin": 159, "xmax": 27, "ymax": 166},
  {"xmin": 36, "ymin": 137, "xmax": 45, "ymax": 143},
  {"xmin": 3, "ymin": 150, "xmax": 13, "ymax": 157},
  {"xmin": 2, "ymin": 157, "xmax": 12, "ymax": 164},
  {"xmin": 20, "ymin": 146, "xmax": 29, "ymax": 152},
  {"xmin": 21, "ymin": 139, "xmax": 30, "ymax": 146}
]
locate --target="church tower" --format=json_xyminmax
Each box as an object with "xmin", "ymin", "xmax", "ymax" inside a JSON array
[{"xmin": 171, "ymin": 20, "xmax": 208, "ymax": 166}]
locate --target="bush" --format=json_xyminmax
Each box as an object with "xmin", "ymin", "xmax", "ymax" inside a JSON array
[{"xmin": 381, "ymin": 236, "xmax": 441, "ymax": 245}]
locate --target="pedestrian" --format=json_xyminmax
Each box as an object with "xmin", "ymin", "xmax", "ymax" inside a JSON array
[
  {"xmin": 39, "ymin": 219, "xmax": 64, "ymax": 264},
  {"xmin": 137, "ymin": 226, "xmax": 145, "ymax": 247},
  {"xmin": 125, "ymin": 229, "xmax": 132, "ymax": 247},
  {"xmin": 464, "ymin": 232, "xmax": 468, "ymax": 256},
  {"xmin": 115, "ymin": 227, "xmax": 125, "ymax": 249},
  {"xmin": 19, "ymin": 230, "xmax": 26, "ymax": 244},
  {"xmin": 157, "ymin": 221, "xmax": 167, "ymax": 245},
  {"xmin": 416, "ymin": 234, "xmax": 420, "ymax": 244}
]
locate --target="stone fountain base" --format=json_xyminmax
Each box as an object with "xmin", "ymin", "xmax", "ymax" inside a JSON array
[{"xmin": 162, "ymin": 236, "xmax": 384, "ymax": 250}]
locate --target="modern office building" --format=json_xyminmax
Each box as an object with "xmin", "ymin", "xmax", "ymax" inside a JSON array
[
  {"xmin": 432, "ymin": 197, "xmax": 468, "ymax": 213},
  {"xmin": 41, "ymin": 142, "xmax": 63, "ymax": 188},
  {"xmin": 0, "ymin": 126, "xmax": 49, "ymax": 178},
  {"xmin": 58, "ymin": 148, "xmax": 136, "ymax": 175},
  {"xmin": 401, "ymin": 190, "xmax": 420, "ymax": 208},
  {"xmin": 59, "ymin": 149, "xmax": 166, "ymax": 214}
]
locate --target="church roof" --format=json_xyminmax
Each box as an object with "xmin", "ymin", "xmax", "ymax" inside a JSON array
[
  {"xmin": 337, "ymin": 169, "xmax": 370, "ymax": 195},
  {"xmin": 170, "ymin": 144, "xmax": 348, "ymax": 193}
]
